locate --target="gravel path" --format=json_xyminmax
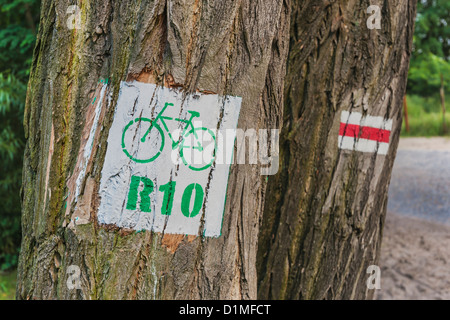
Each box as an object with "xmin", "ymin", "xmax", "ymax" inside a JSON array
[{"xmin": 387, "ymin": 138, "xmax": 450, "ymax": 225}]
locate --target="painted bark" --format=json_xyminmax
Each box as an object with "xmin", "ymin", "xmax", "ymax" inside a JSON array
[
  {"xmin": 17, "ymin": 0, "xmax": 289, "ymax": 299},
  {"xmin": 257, "ymin": 0, "xmax": 417, "ymax": 299}
]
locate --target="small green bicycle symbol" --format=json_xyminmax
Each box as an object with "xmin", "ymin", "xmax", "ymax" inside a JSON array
[{"xmin": 121, "ymin": 102, "xmax": 217, "ymax": 171}]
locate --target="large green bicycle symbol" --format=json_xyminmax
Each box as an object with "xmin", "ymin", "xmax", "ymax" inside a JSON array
[{"xmin": 121, "ymin": 102, "xmax": 217, "ymax": 171}]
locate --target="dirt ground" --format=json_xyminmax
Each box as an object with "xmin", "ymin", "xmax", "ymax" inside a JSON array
[
  {"xmin": 376, "ymin": 213, "xmax": 450, "ymax": 300},
  {"xmin": 377, "ymin": 137, "xmax": 450, "ymax": 300}
]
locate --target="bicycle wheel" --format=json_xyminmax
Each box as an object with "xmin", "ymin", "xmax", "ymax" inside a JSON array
[
  {"xmin": 121, "ymin": 118, "xmax": 165, "ymax": 163},
  {"xmin": 179, "ymin": 127, "xmax": 217, "ymax": 171}
]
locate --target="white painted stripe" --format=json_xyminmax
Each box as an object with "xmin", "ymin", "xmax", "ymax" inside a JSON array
[
  {"xmin": 338, "ymin": 136, "xmax": 389, "ymax": 155},
  {"xmin": 341, "ymin": 110, "xmax": 393, "ymax": 131},
  {"xmin": 75, "ymin": 83, "xmax": 107, "ymax": 201}
]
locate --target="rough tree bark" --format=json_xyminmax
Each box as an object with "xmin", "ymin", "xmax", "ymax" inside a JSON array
[
  {"xmin": 17, "ymin": 0, "xmax": 289, "ymax": 299},
  {"xmin": 257, "ymin": 0, "xmax": 417, "ymax": 299},
  {"xmin": 17, "ymin": 0, "xmax": 417, "ymax": 300}
]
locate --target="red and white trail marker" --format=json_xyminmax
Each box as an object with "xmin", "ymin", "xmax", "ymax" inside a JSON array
[{"xmin": 338, "ymin": 111, "xmax": 393, "ymax": 155}]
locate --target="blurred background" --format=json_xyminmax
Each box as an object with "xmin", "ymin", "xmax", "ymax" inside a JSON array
[
  {"xmin": 0, "ymin": 0, "xmax": 40, "ymax": 299},
  {"xmin": 0, "ymin": 0, "xmax": 448, "ymax": 299}
]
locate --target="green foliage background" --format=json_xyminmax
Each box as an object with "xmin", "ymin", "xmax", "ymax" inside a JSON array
[
  {"xmin": 408, "ymin": 0, "xmax": 450, "ymax": 96},
  {"xmin": 0, "ymin": 0, "xmax": 39, "ymax": 271},
  {"xmin": 405, "ymin": 0, "xmax": 450, "ymax": 136},
  {"xmin": 0, "ymin": 0, "xmax": 448, "ymax": 271}
]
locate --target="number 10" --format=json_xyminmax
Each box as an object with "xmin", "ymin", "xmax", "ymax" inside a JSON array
[{"xmin": 126, "ymin": 175, "xmax": 205, "ymax": 218}]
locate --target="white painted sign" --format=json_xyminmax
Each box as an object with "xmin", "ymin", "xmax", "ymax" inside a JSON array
[{"xmin": 97, "ymin": 81, "xmax": 242, "ymax": 237}]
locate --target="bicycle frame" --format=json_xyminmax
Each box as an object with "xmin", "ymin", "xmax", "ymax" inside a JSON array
[{"xmin": 141, "ymin": 102, "xmax": 203, "ymax": 151}]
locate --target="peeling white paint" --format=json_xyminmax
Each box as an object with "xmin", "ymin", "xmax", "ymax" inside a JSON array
[
  {"xmin": 43, "ymin": 123, "xmax": 54, "ymax": 208},
  {"xmin": 74, "ymin": 84, "xmax": 108, "ymax": 202},
  {"xmin": 98, "ymin": 81, "xmax": 242, "ymax": 237}
]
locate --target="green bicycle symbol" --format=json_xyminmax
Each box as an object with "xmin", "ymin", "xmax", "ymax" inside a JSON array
[{"xmin": 121, "ymin": 102, "xmax": 217, "ymax": 171}]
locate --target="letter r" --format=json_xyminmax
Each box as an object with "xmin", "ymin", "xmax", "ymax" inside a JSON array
[{"xmin": 126, "ymin": 175, "xmax": 154, "ymax": 212}]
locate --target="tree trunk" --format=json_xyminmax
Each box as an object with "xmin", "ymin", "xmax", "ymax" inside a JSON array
[
  {"xmin": 257, "ymin": 0, "xmax": 417, "ymax": 300},
  {"xmin": 17, "ymin": 0, "xmax": 289, "ymax": 299}
]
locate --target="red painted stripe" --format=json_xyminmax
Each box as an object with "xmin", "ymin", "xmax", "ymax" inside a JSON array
[{"xmin": 339, "ymin": 123, "xmax": 391, "ymax": 143}]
